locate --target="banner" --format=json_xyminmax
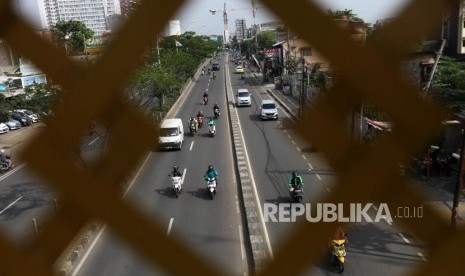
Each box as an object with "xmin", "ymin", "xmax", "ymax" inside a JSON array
[{"xmin": 264, "ymin": 48, "xmax": 279, "ymax": 57}]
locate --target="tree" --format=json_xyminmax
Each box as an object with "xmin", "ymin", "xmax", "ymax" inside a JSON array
[
  {"xmin": 431, "ymin": 56, "xmax": 465, "ymax": 114},
  {"xmin": 257, "ymin": 31, "xmax": 276, "ymax": 50},
  {"xmin": 327, "ymin": 9, "xmax": 364, "ymax": 22},
  {"xmin": 51, "ymin": 20, "xmax": 94, "ymax": 52}
]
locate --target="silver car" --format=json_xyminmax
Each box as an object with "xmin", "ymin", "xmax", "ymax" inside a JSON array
[{"xmin": 4, "ymin": 119, "xmax": 21, "ymax": 130}]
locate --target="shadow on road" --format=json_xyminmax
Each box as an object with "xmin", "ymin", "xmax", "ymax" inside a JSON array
[
  {"xmin": 186, "ymin": 188, "xmax": 213, "ymax": 200},
  {"xmin": 154, "ymin": 187, "xmax": 177, "ymax": 199}
]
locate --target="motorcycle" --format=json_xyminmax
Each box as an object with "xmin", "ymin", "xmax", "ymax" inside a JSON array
[
  {"xmin": 212, "ymin": 72, "xmax": 216, "ymax": 79},
  {"xmin": 329, "ymin": 239, "xmax": 346, "ymax": 273},
  {"xmin": 209, "ymin": 124, "xmax": 216, "ymax": 137},
  {"xmin": 203, "ymin": 96, "xmax": 208, "ymax": 105},
  {"xmin": 206, "ymin": 177, "xmax": 217, "ymax": 199},
  {"xmin": 189, "ymin": 121, "xmax": 197, "ymax": 136},
  {"xmin": 0, "ymin": 155, "xmax": 13, "ymax": 173},
  {"xmin": 170, "ymin": 175, "xmax": 182, "ymax": 198},
  {"xmin": 291, "ymin": 184, "xmax": 303, "ymax": 203},
  {"xmin": 214, "ymin": 108, "xmax": 220, "ymax": 119}
]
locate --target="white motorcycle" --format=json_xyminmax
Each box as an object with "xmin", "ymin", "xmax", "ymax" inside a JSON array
[
  {"xmin": 206, "ymin": 177, "xmax": 217, "ymax": 200},
  {"xmin": 209, "ymin": 124, "xmax": 216, "ymax": 137},
  {"xmin": 170, "ymin": 176, "xmax": 182, "ymax": 198}
]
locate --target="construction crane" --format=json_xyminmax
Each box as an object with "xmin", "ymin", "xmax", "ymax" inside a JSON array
[{"xmin": 209, "ymin": 1, "xmax": 259, "ymax": 47}]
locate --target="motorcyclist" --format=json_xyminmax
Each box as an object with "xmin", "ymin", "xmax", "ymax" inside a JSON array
[
  {"xmin": 197, "ymin": 111, "xmax": 204, "ymax": 127},
  {"xmin": 212, "ymin": 71, "xmax": 216, "ymax": 79},
  {"xmin": 213, "ymin": 103, "xmax": 220, "ymax": 112},
  {"xmin": 0, "ymin": 149, "xmax": 11, "ymax": 168},
  {"xmin": 170, "ymin": 165, "xmax": 183, "ymax": 177},
  {"xmin": 208, "ymin": 117, "xmax": 216, "ymax": 133},
  {"xmin": 331, "ymin": 226, "xmax": 348, "ymax": 243},
  {"xmin": 241, "ymin": 72, "xmax": 245, "ymax": 80},
  {"xmin": 204, "ymin": 165, "xmax": 219, "ymax": 186},
  {"xmin": 288, "ymin": 171, "xmax": 304, "ymax": 198},
  {"xmin": 203, "ymin": 92, "xmax": 209, "ymax": 105},
  {"xmin": 188, "ymin": 117, "xmax": 198, "ymax": 132}
]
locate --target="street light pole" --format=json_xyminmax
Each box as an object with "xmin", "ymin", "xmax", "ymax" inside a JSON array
[
  {"xmin": 451, "ymin": 128, "xmax": 465, "ymax": 229},
  {"xmin": 299, "ymin": 57, "xmax": 306, "ymax": 118}
]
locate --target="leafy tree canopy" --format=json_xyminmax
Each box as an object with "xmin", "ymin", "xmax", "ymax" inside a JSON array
[
  {"xmin": 51, "ymin": 20, "xmax": 94, "ymax": 52},
  {"xmin": 327, "ymin": 9, "xmax": 365, "ymax": 22}
]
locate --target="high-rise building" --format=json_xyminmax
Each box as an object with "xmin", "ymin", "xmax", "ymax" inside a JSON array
[
  {"xmin": 43, "ymin": 0, "xmax": 121, "ymax": 35},
  {"xmin": 235, "ymin": 19, "xmax": 246, "ymax": 42},
  {"xmin": 119, "ymin": 0, "xmax": 139, "ymax": 18}
]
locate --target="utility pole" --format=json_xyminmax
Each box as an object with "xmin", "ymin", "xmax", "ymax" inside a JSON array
[
  {"xmin": 423, "ymin": 39, "xmax": 446, "ymax": 96},
  {"xmin": 299, "ymin": 57, "xmax": 306, "ymax": 118},
  {"xmin": 452, "ymin": 129, "xmax": 465, "ymax": 229},
  {"xmin": 156, "ymin": 35, "xmax": 161, "ymax": 66}
]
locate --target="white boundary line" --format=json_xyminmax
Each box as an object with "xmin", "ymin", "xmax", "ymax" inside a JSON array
[
  {"xmin": 189, "ymin": 141, "xmax": 194, "ymax": 151},
  {"xmin": 166, "ymin": 218, "xmax": 174, "ymax": 237},
  {"xmin": 71, "ymin": 225, "xmax": 107, "ymax": 276},
  {"xmin": 398, "ymin": 233, "xmax": 410, "ymax": 244},
  {"xmin": 225, "ymin": 64, "xmax": 274, "ymax": 260},
  {"xmin": 0, "ymin": 164, "xmax": 26, "ymax": 181},
  {"xmin": 88, "ymin": 137, "xmax": 99, "ymax": 146},
  {"xmin": 0, "ymin": 196, "xmax": 23, "ymax": 215}
]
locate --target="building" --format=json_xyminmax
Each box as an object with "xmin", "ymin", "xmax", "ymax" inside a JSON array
[
  {"xmin": 42, "ymin": 0, "xmax": 121, "ymax": 35},
  {"xmin": 274, "ymin": 17, "xmax": 368, "ymax": 71},
  {"xmin": 11, "ymin": 0, "xmax": 48, "ymax": 30},
  {"xmin": 167, "ymin": 20, "xmax": 181, "ymax": 36},
  {"xmin": 119, "ymin": 0, "xmax": 140, "ymax": 18},
  {"xmin": 235, "ymin": 19, "xmax": 246, "ymax": 42}
]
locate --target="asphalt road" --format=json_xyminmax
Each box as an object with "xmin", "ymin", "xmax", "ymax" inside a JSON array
[
  {"xmin": 0, "ymin": 52, "xmax": 429, "ymax": 275},
  {"xmin": 74, "ymin": 55, "xmax": 246, "ymax": 275},
  {"xmin": 227, "ymin": 58, "xmax": 427, "ymax": 275}
]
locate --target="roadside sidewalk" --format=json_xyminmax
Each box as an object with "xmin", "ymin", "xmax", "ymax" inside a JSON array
[{"xmin": 251, "ymin": 71, "xmax": 465, "ymax": 226}]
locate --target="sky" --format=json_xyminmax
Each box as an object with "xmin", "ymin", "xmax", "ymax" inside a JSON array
[
  {"xmin": 14, "ymin": 0, "xmax": 409, "ymax": 35},
  {"xmin": 175, "ymin": 0, "xmax": 409, "ymax": 36}
]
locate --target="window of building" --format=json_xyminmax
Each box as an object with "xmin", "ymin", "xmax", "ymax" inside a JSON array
[{"xmin": 300, "ymin": 47, "xmax": 312, "ymax": 57}]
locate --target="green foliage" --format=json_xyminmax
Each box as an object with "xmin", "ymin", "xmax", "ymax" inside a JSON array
[
  {"xmin": 0, "ymin": 109, "xmax": 9, "ymax": 123},
  {"xmin": 127, "ymin": 32, "xmax": 219, "ymax": 117},
  {"xmin": 257, "ymin": 31, "xmax": 276, "ymax": 50},
  {"xmin": 51, "ymin": 20, "xmax": 94, "ymax": 52},
  {"xmin": 430, "ymin": 56, "xmax": 465, "ymax": 114},
  {"xmin": 285, "ymin": 57, "xmax": 300, "ymax": 75},
  {"xmin": 327, "ymin": 9, "xmax": 364, "ymax": 22}
]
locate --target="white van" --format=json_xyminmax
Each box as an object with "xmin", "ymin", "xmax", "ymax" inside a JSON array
[{"xmin": 158, "ymin": 118, "xmax": 184, "ymax": 150}]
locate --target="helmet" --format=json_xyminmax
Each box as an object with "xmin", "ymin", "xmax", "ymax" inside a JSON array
[
  {"xmin": 199, "ymin": 111, "xmax": 203, "ymax": 115},
  {"xmin": 292, "ymin": 171, "xmax": 297, "ymax": 178},
  {"xmin": 0, "ymin": 149, "xmax": 4, "ymax": 154},
  {"xmin": 173, "ymin": 165, "xmax": 179, "ymax": 171},
  {"xmin": 208, "ymin": 165, "xmax": 213, "ymax": 170}
]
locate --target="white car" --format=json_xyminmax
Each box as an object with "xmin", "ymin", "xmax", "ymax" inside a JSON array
[
  {"xmin": 260, "ymin": 99, "xmax": 279, "ymax": 120},
  {"xmin": 0, "ymin": 123, "xmax": 10, "ymax": 134},
  {"xmin": 236, "ymin": 89, "xmax": 251, "ymax": 107}
]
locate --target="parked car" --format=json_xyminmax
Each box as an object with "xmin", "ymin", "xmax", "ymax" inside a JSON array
[
  {"xmin": 236, "ymin": 89, "xmax": 251, "ymax": 107},
  {"xmin": 235, "ymin": 66, "xmax": 244, "ymax": 74},
  {"xmin": 11, "ymin": 113, "xmax": 33, "ymax": 126},
  {"xmin": 14, "ymin": 109, "xmax": 39, "ymax": 123},
  {"xmin": 260, "ymin": 99, "xmax": 279, "ymax": 120},
  {"xmin": 3, "ymin": 118, "xmax": 21, "ymax": 130},
  {"xmin": 0, "ymin": 123, "xmax": 9, "ymax": 134}
]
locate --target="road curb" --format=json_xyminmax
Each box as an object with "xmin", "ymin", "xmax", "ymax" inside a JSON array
[
  {"xmin": 226, "ymin": 69, "xmax": 272, "ymax": 273},
  {"xmin": 55, "ymin": 61, "xmax": 207, "ymax": 275}
]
